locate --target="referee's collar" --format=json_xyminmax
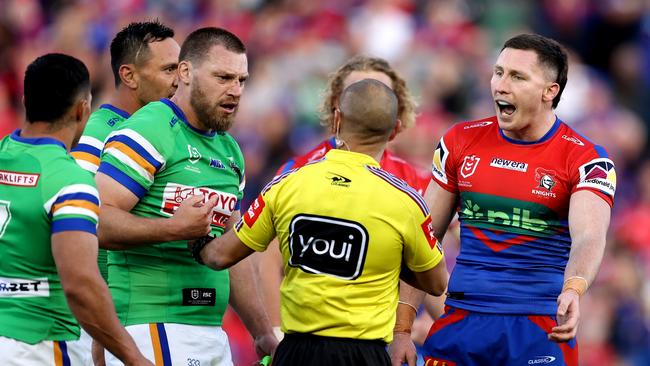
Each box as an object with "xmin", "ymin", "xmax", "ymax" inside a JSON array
[{"xmin": 326, "ymin": 149, "xmax": 380, "ymax": 167}]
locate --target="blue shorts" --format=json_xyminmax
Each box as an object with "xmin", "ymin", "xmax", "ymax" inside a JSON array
[{"xmin": 422, "ymin": 307, "xmax": 578, "ymax": 366}]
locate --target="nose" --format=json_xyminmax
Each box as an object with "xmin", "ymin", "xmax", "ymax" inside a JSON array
[
  {"xmin": 492, "ymin": 75, "xmax": 510, "ymax": 95},
  {"xmin": 228, "ymin": 81, "xmax": 243, "ymax": 97}
]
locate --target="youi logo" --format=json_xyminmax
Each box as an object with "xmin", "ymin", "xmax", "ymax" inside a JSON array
[{"xmin": 528, "ymin": 356, "xmax": 556, "ymax": 364}]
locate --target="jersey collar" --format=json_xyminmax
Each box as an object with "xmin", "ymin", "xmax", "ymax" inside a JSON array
[
  {"xmin": 99, "ymin": 104, "xmax": 130, "ymax": 119},
  {"xmin": 10, "ymin": 129, "xmax": 66, "ymax": 150},
  {"xmin": 499, "ymin": 116, "xmax": 561, "ymax": 145},
  {"xmin": 160, "ymin": 98, "xmax": 217, "ymax": 138},
  {"xmin": 325, "ymin": 149, "xmax": 381, "ymax": 167}
]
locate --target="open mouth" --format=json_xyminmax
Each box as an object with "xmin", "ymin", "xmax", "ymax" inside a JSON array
[
  {"xmin": 219, "ymin": 102, "xmax": 238, "ymax": 113},
  {"xmin": 496, "ymin": 100, "xmax": 516, "ymax": 116}
]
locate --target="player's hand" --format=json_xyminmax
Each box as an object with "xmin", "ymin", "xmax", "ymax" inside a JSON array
[
  {"xmin": 168, "ymin": 195, "xmax": 217, "ymax": 240},
  {"xmin": 388, "ymin": 331, "xmax": 417, "ymax": 366},
  {"xmin": 91, "ymin": 340, "xmax": 106, "ymax": 366},
  {"xmin": 549, "ymin": 290, "xmax": 580, "ymax": 343},
  {"xmin": 253, "ymin": 331, "xmax": 279, "ymax": 359}
]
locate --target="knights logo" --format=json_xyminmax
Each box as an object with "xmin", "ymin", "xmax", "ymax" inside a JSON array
[
  {"xmin": 535, "ymin": 168, "xmax": 556, "ymax": 191},
  {"xmin": 460, "ymin": 155, "xmax": 480, "ymax": 179}
]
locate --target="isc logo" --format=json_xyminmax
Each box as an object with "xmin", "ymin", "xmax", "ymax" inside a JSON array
[{"xmin": 288, "ymin": 214, "xmax": 368, "ymax": 280}]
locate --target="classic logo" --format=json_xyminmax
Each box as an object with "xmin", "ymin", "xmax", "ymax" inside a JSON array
[
  {"xmin": 460, "ymin": 155, "xmax": 480, "ymax": 178},
  {"xmin": 528, "ymin": 356, "xmax": 556, "ymax": 364},
  {"xmin": 431, "ymin": 139, "xmax": 449, "ymax": 184},
  {"xmin": 187, "ymin": 145, "xmax": 202, "ymax": 164},
  {"xmin": 288, "ymin": 214, "xmax": 368, "ymax": 280},
  {"xmin": 577, "ymin": 158, "xmax": 616, "ymax": 197},
  {"xmin": 244, "ymin": 195, "xmax": 265, "ymax": 228},
  {"xmin": 561, "ymin": 134, "xmax": 584, "ymax": 146},
  {"xmin": 160, "ymin": 183, "xmax": 238, "ymax": 228},
  {"xmin": 0, "ymin": 277, "xmax": 49, "ymax": 297},
  {"xmin": 0, "ymin": 170, "xmax": 40, "ymax": 187},
  {"xmin": 463, "ymin": 120, "xmax": 493, "ymax": 129},
  {"xmin": 490, "ymin": 157, "xmax": 528, "ymax": 172},
  {"xmin": 327, "ymin": 172, "xmax": 351, "ymax": 187}
]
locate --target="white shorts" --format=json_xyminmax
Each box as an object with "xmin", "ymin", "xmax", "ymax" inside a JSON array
[
  {"xmin": 104, "ymin": 323, "xmax": 233, "ymax": 366},
  {"xmin": 66, "ymin": 329, "xmax": 93, "ymax": 365},
  {"xmin": 0, "ymin": 335, "xmax": 85, "ymax": 365}
]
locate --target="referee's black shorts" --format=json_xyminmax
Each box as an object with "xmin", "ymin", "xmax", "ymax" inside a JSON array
[{"xmin": 272, "ymin": 332, "xmax": 391, "ymax": 366}]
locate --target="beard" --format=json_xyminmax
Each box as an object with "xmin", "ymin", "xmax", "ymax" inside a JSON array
[{"xmin": 190, "ymin": 79, "xmax": 238, "ymax": 132}]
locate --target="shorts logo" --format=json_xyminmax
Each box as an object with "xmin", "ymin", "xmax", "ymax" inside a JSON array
[
  {"xmin": 0, "ymin": 170, "xmax": 40, "ymax": 187},
  {"xmin": 187, "ymin": 145, "xmax": 202, "ymax": 164},
  {"xmin": 431, "ymin": 139, "xmax": 449, "ymax": 184},
  {"xmin": 528, "ymin": 356, "xmax": 556, "ymax": 364},
  {"xmin": 327, "ymin": 172, "xmax": 351, "ymax": 187},
  {"xmin": 577, "ymin": 158, "xmax": 616, "ymax": 197},
  {"xmin": 161, "ymin": 183, "xmax": 237, "ymax": 228},
  {"xmin": 490, "ymin": 157, "xmax": 528, "ymax": 172},
  {"xmin": 182, "ymin": 288, "xmax": 215, "ymax": 306},
  {"xmin": 0, "ymin": 277, "xmax": 49, "ymax": 297},
  {"xmin": 288, "ymin": 214, "xmax": 368, "ymax": 280},
  {"xmin": 244, "ymin": 195, "xmax": 265, "ymax": 228},
  {"xmin": 460, "ymin": 155, "xmax": 480, "ymax": 179}
]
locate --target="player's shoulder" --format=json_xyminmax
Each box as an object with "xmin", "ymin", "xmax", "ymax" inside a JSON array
[
  {"xmin": 43, "ymin": 152, "xmax": 96, "ymax": 188},
  {"xmin": 364, "ymin": 165, "xmax": 429, "ymax": 216},
  {"xmin": 448, "ymin": 116, "xmax": 498, "ymax": 138},
  {"xmin": 555, "ymin": 121, "xmax": 609, "ymax": 157}
]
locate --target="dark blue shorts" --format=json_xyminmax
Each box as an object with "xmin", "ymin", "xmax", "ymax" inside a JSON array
[{"xmin": 422, "ymin": 307, "xmax": 578, "ymax": 366}]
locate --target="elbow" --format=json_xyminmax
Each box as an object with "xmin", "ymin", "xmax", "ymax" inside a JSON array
[
  {"xmin": 430, "ymin": 278, "xmax": 448, "ymax": 297},
  {"xmin": 204, "ymin": 254, "xmax": 233, "ymax": 271}
]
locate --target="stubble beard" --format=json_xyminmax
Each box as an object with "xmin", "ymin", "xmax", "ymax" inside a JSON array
[{"xmin": 190, "ymin": 83, "xmax": 237, "ymax": 132}]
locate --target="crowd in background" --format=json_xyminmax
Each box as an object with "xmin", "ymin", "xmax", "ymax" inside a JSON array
[{"xmin": 1, "ymin": 0, "xmax": 649, "ymax": 365}]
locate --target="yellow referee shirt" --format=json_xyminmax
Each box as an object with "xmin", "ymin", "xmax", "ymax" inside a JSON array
[{"xmin": 235, "ymin": 149, "xmax": 443, "ymax": 343}]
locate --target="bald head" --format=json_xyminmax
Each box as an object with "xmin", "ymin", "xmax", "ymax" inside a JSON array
[{"xmin": 339, "ymin": 79, "xmax": 398, "ymax": 143}]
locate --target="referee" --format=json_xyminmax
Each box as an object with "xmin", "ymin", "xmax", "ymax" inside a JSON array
[{"xmin": 191, "ymin": 79, "xmax": 448, "ymax": 366}]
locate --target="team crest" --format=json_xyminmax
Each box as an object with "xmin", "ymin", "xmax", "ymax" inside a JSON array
[
  {"xmin": 187, "ymin": 144, "xmax": 202, "ymax": 164},
  {"xmin": 535, "ymin": 168, "xmax": 556, "ymax": 191},
  {"xmin": 577, "ymin": 158, "xmax": 616, "ymax": 197},
  {"xmin": 431, "ymin": 138, "xmax": 449, "ymax": 184},
  {"xmin": 460, "ymin": 155, "xmax": 480, "ymax": 179}
]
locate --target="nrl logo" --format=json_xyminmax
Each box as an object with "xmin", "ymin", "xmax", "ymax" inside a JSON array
[
  {"xmin": 460, "ymin": 155, "xmax": 480, "ymax": 178},
  {"xmin": 187, "ymin": 145, "xmax": 202, "ymax": 164}
]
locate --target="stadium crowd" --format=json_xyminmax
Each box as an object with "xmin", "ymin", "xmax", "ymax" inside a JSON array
[{"xmin": 0, "ymin": 0, "xmax": 649, "ymax": 365}]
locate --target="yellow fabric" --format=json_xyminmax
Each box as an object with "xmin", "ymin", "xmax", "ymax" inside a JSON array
[{"xmin": 236, "ymin": 149, "xmax": 443, "ymax": 343}]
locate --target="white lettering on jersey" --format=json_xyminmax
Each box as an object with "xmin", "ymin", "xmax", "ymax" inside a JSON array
[{"xmin": 161, "ymin": 183, "xmax": 238, "ymax": 228}]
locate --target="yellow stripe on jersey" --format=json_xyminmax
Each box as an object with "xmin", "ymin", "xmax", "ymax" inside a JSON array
[
  {"xmin": 53, "ymin": 341, "xmax": 63, "ymax": 366},
  {"xmin": 52, "ymin": 200, "xmax": 100, "ymax": 216},
  {"xmin": 71, "ymin": 151, "xmax": 100, "ymax": 166},
  {"xmin": 149, "ymin": 323, "xmax": 164, "ymax": 366},
  {"xmin": 104, "ymin": 141, "xmax": 157, "ymax": 176}
]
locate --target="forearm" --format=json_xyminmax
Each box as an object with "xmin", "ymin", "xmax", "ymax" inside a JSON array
[
  {"xmin": 98, "ymin": 205, "xmax": 176, "ymax": 248},
  {"xmin": 65, "ymin": 275, "xmax": 143, "ymax": 364},
  {"xmin": 228, "ymin": 257, "xmax": 274, "ymax": 337}
]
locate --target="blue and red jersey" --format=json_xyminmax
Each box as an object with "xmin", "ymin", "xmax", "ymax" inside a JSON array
[
  {"xmin": 431, "ymin": 116, "xmax": 615, "ymax": 314},
  {"xmin": 277, "ymin": 137, "xmax": 430, "ymax": 194}
]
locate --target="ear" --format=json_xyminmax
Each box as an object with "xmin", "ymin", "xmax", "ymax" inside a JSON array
[
  {"xmin": 542, "ymin": 82, "xmax": 560, "ymax": 104},
  {"xmin": 118, "ymin": 64, "xmax": 138, "ymax": 90},
  {"xmin": 388, "ymin": 119, "xmax": 402, "ymax": 142},
  {"xmin": 178, "ymin": 60, "xmax": 192, "ymax": 85},
  {"xmin": 74, "ymin": 95, "xmax": 91, "ymax": 123},
  {"xmin": 332, "ymin": 108, "xmax": 342, "ymax": 135}
]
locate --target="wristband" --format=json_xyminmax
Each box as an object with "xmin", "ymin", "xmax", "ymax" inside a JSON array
[
  {"xmin": 189, "ymin": 235, "xmax": 214, "ymax": 265},
  {"xmin": 562, "ymin": 276, "xmax": 588, "ymax": 296},
  {"xmin": 394, "ymin": 301, "xmax": 417, "ymax": 334}
]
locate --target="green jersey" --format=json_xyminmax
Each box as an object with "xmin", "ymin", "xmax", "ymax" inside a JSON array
[
  {"xmin": 0, "ymin": 130, "xmax": 100, "ymax": 344},
  {"xmin": 71, "ymin": 104, "xmax": 130, "ymax": 281},
  {"xmin": 98, "ymin": 99, "xmax": 245, "ymax": 326}
]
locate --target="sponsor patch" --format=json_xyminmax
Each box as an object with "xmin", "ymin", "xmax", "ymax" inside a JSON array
[
  {"xmin": 463, "ymin": 120, "xmax": 493, "ymax": 129},
  {"xmin": 209, "ymin": 158, "xmax": 225, "ymax": 169},
  {"xmin": 182, "ymin": 288, "xmax": 216, "ymax": 306},
  {"xmin": 431, "ymin": 139, "xmax": 449, "ymax": 184},
  {"xmin": 490, "ymin": 157, "xmax": 528, "ymax": 172},
  {"xmin": 0, "ymin": 170, "xmax": 40, "ymax": 187},
  {"xmin": 460, "ymin": 155, "xmax": 480, "ymax": 179},
  {"xmin": 420, "ymin": 215, "xmax": 440, "ymax": 252},
  {"xmin": 161, "ymin": 183, "xmax": 238, "ymax": 228},
  {"xmin": 0, "ymin": 277, "xmax": 49, "ymax": 297},
  {"xmin": 288, "ymin": 214, "xmax": 368, "ymax": 280},
  {"xmin": 577, "ymin": 158, "xmax": 616, "ymax": 197},
  {"xmin": 244, "ymin": 195, "xmax": 265, "ymax": 228}
]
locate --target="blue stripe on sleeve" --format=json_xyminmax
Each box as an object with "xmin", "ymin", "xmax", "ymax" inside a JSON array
[
  {"xmin": 105, "ymin": 134, "xmax": 163, "ymax": 170},
  {"xmin": 70, "ymin": 143, "xmax": 102, "ymax": 157},
  {"xmin": 51, "ymin": 218, "xmax": 97, "ymax": 235},
  {"xmin": 97, "ymin": 162, "xmax": 147, "ymax": 199}
]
